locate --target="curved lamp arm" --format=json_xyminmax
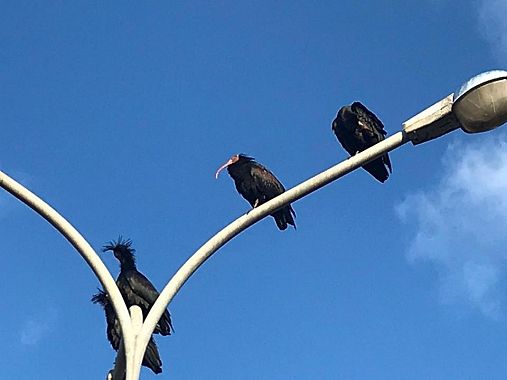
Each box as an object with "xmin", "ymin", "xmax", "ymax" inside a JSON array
[
  {"xmin": 2, "ymin": 136, "xmax": 406, "ymax": 380},
  {"xmin": 129, "ymin": 131, "xmax": 409, "ymax": 379},
  {"xmin": 0, "ymin": 171, "xmax": 135, "ymax": 371},
  {"xmin": 3, "ymin": 68, "xmax": 504, "ymax": 379}
]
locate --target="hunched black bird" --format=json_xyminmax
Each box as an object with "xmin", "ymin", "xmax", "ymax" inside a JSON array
[
  {"xmin": 215, "ymin": 154, "xmax": 296, "ymax": 230},
  {"xmin": 332, "ymin": 101, "xmax": 392, "ymax": 182},
  {"xmin": 103, "ymin": 238, "xmax": 174, "ymax": 336},
  {"xmin": 91, "ymin": 289, "xmax": 163, "ymax": 374}
]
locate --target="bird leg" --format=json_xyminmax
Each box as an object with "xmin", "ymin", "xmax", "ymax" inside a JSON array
[{"xmin": 247, "ymin": 199, "xmax": 260, "ymax": 214}]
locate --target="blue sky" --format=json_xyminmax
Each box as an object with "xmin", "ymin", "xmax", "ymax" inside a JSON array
[{"xmin": 1, "ymin": 1, "xmax": 507, "ymax": 379}]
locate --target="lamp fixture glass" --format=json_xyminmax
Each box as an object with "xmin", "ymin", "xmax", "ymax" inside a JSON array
[{"xmin": 453, "ymin": 70, "xmax": 507, "ymax": 133}]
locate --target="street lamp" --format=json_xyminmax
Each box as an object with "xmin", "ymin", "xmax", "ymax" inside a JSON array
[
  {"xmin": 133, "ymin": 70, "xmax": 507, "ymax": 379},
  {"xmin": 453, "ymin": 70, "xmax": 507, "ymax": 133},
  {"xmin": 0, "ymin": 70, "xmax": 505, "ymax": 380},
  {"xmin": 403, "ymin": 69, "xmax": 507, "ymax": 144}
]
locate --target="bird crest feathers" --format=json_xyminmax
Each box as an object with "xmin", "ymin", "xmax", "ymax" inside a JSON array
[
  {"xmin": 102, "ymin": 236, "xmax": 135, "ymax": 255},
  {"xmin": 91, "ymin": 288, "xmax": 108, "ymax": 305}
]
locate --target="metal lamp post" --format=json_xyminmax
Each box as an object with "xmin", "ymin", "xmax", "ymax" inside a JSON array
[
  {"xmin": 403, "ymin": 70, "xmax": 507, "ymax": 144},
  {"xmin": 0, "ymin": 70, "xmax": 505, "ymax": 380},
  {"xmin": 130, "ymin": 69, "xmax": 507, "ymax": 380}
]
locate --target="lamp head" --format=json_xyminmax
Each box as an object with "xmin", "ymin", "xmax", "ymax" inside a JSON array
[{"xmin": 453, "ymin": 70, "xmax": 507, "ymax": 133}]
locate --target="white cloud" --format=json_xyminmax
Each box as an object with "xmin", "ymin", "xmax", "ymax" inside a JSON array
[
  {"xmin": 397, "ymin": 136, "xmax": 507, "ymax": 318},
  {"xmin": 20, "ymin": 307, "xmax": 58, "ymax": 346},
  {"xmin": 477, "ymin": 0, "xmax": 507, "ymax": 61}
]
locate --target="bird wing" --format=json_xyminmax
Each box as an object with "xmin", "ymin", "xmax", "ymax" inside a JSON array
[
  {"xmin": 92, "ymin": 290, "xmax": 122, "ymax": 351},
  {"xmin": 125, "ymin": 271, "xmax": 173, "ymax": 335},
  {"xmin": 332, "ymin": 118, "xmax": 361, "ymax": 156},
  {"xmin": 250, "ymin": 163, "xmax": 286, "ymax": 201},
  {"xmin": 105, "ymin": 303, "xmax": 122, "ymax": 351},
  {"xmin": 125, "ymin": 271, "xmax": 161, "ymax": 305},
  {"xmin": 352, "ymin": 102, "xmax": 393, "ymax": 177},
  {"xmin": 352, "ymin": 101, "xmax": 387, "ymax": 137}
]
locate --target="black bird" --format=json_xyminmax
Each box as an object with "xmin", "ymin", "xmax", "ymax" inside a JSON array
[
  {"xmin": 332, "ymin": 102, "xmax": 392, "ymax": 182},
  {"xmin": 215, "ymin": 154, "xmax": 296, "ymax": 230},
  {"xmin": 103, "ymin": 238, "xmax": 174, "ymax": 336},
  {"xmin": 91, "ymin": 289, "xmax": 163, "ymax": 374}
]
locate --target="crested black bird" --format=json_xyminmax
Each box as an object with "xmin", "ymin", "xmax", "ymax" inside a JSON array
[
  {"xmin": 332, "ymin": 101, "xmax": 392, "ymax": 182},
  {"xmin": 103, "ymin": 238, "xmax": 174, "ymax": 336},
  {"xmin": 91, "ymin": 289, "xmax": 163, "ymax": 374},
  {"xmin": 215, "ymin": 154, "xmax": 296, "ymax": 230}
]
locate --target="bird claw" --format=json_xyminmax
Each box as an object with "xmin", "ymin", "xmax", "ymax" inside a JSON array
[{"xmin": 247, "ymin": 199, "xmax": 260, "ymax": 214}]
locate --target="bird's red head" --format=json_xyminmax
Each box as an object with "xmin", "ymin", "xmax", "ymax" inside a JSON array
[{"xmin": 215, "ymin": 154, "xmax": 240, "ymax": 179}]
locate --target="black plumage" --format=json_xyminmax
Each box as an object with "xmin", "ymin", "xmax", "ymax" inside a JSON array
[
  {"xmin": 332, "ymin": 101, "xmax": 392, "ymax": 182},
  {"xmin": 216, "ymin": 154, "xmax": 296, "ymax": 230},
  {"xmin": 91, "ymin": 289, "xmax": 163, "ymax": 374},
  {"xmin": 103, "ymin": 238, "xmax": 174, "ymax": 336}
]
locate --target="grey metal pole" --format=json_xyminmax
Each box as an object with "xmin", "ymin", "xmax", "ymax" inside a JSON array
[
  {"xmin": 0, "ymin": 114, "xmax": 455, "ymax": 379},
  {"xmin": 0, "ymin": 171, "xmax": 136, "ymax": 375},
  {"xmin": 110, "ymin": 306, "xmax": 143, "ymax": 380},
  {"xmin": 3, "ymin": 70, "xmax": 505, "ymax": 379},
  {"xmin": 128, "ymin": 131, "xmax": 409, "ymax": 379},
  {"xmin": 3, "ymin": 70, "xmax": 504, "ymax": 379}
]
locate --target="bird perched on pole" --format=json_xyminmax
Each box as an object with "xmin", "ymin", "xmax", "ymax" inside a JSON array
[
  {"xmin": 332, "ymin": 101, "xmax": 392, "ymax": 182},
  {"xmin": 215, "ymin": 154, "xmax": 296, "ymax": 230},
  {"xmin": 91, "ymin": 289, "xmax": 163, "ymax": 374},
  {"xmin": 103, "ymin": 237, "xmax": 174, "ymax": 336}
]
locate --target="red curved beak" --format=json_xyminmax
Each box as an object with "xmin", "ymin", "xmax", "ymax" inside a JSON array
[{"xmin": 215, "ymin": 158, "xmax": 234, "ymax": 179}]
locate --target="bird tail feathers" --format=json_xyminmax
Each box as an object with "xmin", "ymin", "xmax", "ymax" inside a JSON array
[
  {"xmin": 143, "ymin": 337, "xmax": 163, "ymax": 374},
  {"xmin": 272, "ymin": 205, "xmax": 296, "ymax": 231},
  {"xmin": 363, "ymin": 156, "xmax": 391, "ymax": 183}
]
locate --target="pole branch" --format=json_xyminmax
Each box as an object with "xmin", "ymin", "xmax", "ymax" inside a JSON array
[
  {"xmin": 130, "ymin": 130, "xmax": 409, "ymax": 379},
  {"xmin": 0, "ymin": 171, "xmax": 135, "ymax": 373}
]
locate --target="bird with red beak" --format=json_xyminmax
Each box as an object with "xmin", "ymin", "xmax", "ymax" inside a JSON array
[{"xmin": 215, "ymin": 154, "xmax": 296, "ymax": 230}]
